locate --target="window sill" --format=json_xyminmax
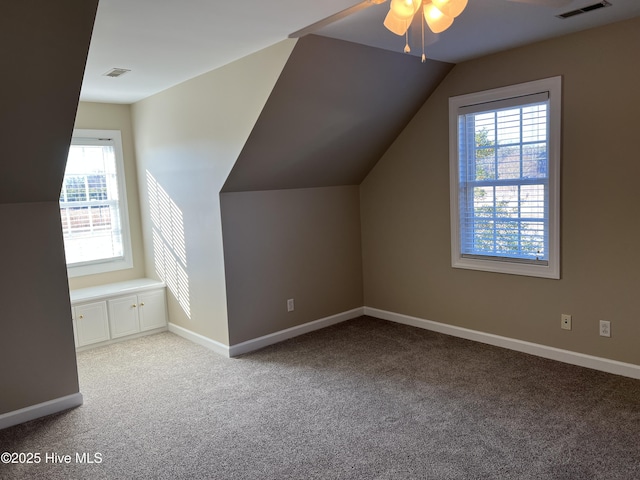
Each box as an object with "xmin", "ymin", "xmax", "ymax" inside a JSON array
[
  {"xmin": 67, "ymin": 257, "xmax": 133, "ymax": 278},
  {"xmin": 452, "ymin": 255, "xmax": 560, "ymax": 279}
]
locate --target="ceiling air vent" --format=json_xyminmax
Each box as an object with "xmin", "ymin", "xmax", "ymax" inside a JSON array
[
  {"xmin": 102, "ymin": 68, "xmax": 131, "ymax": 78},
  {"xmin": 557, "ymin": 1, "xmax": 611, "ymax": 19}
]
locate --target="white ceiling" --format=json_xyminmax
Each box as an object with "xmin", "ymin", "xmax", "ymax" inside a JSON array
[{"xmin": 80, "ymin": 0, "xmax": 640, "ymax": 104}]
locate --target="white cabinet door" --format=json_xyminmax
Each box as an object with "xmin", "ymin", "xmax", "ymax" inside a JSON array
[
  {"xmin": 72, "ymin": 316, "xmax": 78, "ymax": 348},
  {"xmin": 138, "ymin": 290, "xmax": 167, "ymax": 332},
  {"xmin": 75, "ymin": 301, "xmax": 110, "ymax": 347},
  {"xmin": 108, "ymin": 295, "xmax": 140, "ymax": 338}
]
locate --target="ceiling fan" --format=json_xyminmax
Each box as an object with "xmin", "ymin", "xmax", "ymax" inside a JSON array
[{"xmin": 290, "ymin": 0, "xmax": 573, "ymax": 59}]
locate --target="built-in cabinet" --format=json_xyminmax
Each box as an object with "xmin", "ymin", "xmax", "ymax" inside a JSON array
[
  {"xmin": 71, "ymin": 279, "xmax": 167, "ymax": 350},
  {"xmin": 73, "ymin": 301, "xmax": 110, "ymax": 347}
]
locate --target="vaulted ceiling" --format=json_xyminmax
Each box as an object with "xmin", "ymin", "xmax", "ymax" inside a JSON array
[
  {"xmin": 79, "ymin": 1, "xmax": 639, "ymax": 192},
  {"xmin": 222, "ymin": 35, "xmax": 453, "ymax": 192},
  {"xmin": 81, "ymin": 0, "xmax": 640, "ymax": 104},
  {"xmin": 1, "ymin": 1, "xmax": 98, "ymax": 204}
]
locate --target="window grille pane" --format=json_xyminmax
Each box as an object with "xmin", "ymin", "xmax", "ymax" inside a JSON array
[
  {"xmin": 520, "ymin": 185, "xmax": 545, "ymax": 219},
  {"xmin": 495, "ymin": 220, "xmax": 520, "ymax": 255},
  {"xmin": 473, "ymin": 186, "xmax": 493, "ymax": 218},
  {"xmin": 522, "ymin": 221, "xmax": 546, "ymax": 258},
  {"xmin": 522, "ymin": 105, "xmax": 547, "ymax": 143},
  {"xmin": 522, "ymin": 143, "xmax": 547, "ymax": 178},
  {"xmin": 496, "ymin": 109, "xmax": 521, "ymax": 145},
  {"xmin": 474, "ymin": 113, "xmax": 495, "ymax": 142},
  {"xmin": 68, "ymin": 206, "xmax": 91, "ymax": 233},
  {"xmin": 494, "ymin": 185, "xmax": 520, "ymax": 218},
  {"xmin": 472, "ymin": 220, "xmax": 494, "ymax": 254},
  {"xmin": 63, "ymin": 176, "xmax": 88, "ymax": 202},
  {"xmin": 496, "ymin": 146, "xmax": 521, "ymax": 179},
  {"xmin": 91, "ymin": 205, "xmax": 112, "ymax": 230},
  {"xmin": 88, "ymin": 175, "xmax": 108, "ymax": 201}
]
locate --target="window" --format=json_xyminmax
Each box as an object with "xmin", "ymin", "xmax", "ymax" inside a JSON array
[
  {"xmin": 60, "ymin": 129, "xmax": 132, "ymax": 277},
  {"xmin": 449, "ymin": 77, "xmax": 561, "ymax": 279}
]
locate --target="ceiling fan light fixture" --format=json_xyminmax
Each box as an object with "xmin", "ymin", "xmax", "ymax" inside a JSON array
[
  {"xmin": 390, "ymin": 0, "xmax": 423, "ymax": 19},
  {"xmin": 384, "ymin": 9, "xmax": 412, "ymax": 35},
  {"xmin": 431, "ymin": 0, "xmax": 468, "ymax": 18},
  {"xmin": 423, "ymin": 3, "xmax": 454, "ymax": 33}
]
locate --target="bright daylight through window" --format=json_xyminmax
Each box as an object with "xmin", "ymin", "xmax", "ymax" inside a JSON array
[
  {"xmin": 60, "ymin": 129, "xmax": 132, "ymax": 277},
  {"xmin": 449, "ymin": 77, "xmax": 561, "ymax": 279}
]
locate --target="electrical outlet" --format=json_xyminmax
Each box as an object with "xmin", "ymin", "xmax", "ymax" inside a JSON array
[
  {"xmin": 287, "ymin": 298, "xmax": 294, "ymax": 312},
  {"xmin": 561, "ymin": 314, "xmax": 572, "ymax": 331},
  {"xmin": 599, "ymin": 320, "xmax": 611, "ymax": 337}
]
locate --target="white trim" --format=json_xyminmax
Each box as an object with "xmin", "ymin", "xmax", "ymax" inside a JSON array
[
  {"xmin": 168, "ymin": 306, "xmax": 640, "ymax": 379},
  {"xmin": 449, "ymin": 76, "xmax": 562, "ymax": 279},
  {"xmin": 168, "ymin": 307, "xmax": 365, "ymax": 358},
  {"xmin": 229, "ymin": 307, "xmax": 364, "ymax": 357},
  {"xmin": 65, "ymin": 129, "xmax": 133, "ymax": 278},
  {"xmin": 0, "ymin": 393, "xmax": 83, "ymax": 430},
  {"xmin": 364, "ymin": 307, "xmax": 640, "ymax": 380},
  {"xmin": 70, "ymin": 278, "xmax": 165, "ymax": 304},
  {"xmin": 75, "ymin": 326, "xmax": 167, "ymax": 352},
  {"xmin": 168, "ymin": 323, "xmax": 231, "ymax": 357}
]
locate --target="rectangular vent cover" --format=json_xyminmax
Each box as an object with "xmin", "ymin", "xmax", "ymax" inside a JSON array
[
  {"xmin": 103, "ymin": 68, "xmax": 131, "ymax": 78},
  {"xmin": 557, "ymin": 1, "xmax": 611, "ymax": 19}
]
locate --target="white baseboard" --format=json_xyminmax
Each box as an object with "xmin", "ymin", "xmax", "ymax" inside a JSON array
[
  {"xmin": 365, "ymin": 307, "xmax": 640, "ymax": 380},
  {"xmin": 170, "ymin": 306, "xmax": 639, "ymax": 379},
  {"xmin": 168, "ymin": 323, "xmax": 231, "ymax": 357},
  {"xmin": 0, "ymin": 392, "xmax": 83, "ymax": 430},
  {"xmin": 229, "ymin": 307, "xmax": 365, "ymax": 357},
  {"xmin": 169, "ymin": 307, "xmax": 365, "ymax": 358},
  {"xmin": 76, "ymin": 326, "xmax": 168, "ymax": 352}
]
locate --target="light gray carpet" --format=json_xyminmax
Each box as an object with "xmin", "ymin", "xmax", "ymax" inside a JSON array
[{"xmin": 1, "ymin": 316, "xmax": 639, "ymax": 479}]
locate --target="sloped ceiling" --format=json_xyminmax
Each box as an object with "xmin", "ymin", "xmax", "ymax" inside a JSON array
[
  {"xmin": 0, "ymin": 1, "xmax": 98, "ymax": 204},
  {"xmin": 222, "ymin": 35, "xmax": 453, "ymax": 192}
]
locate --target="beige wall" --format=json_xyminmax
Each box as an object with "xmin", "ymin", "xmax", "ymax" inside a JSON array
[
  {"xmin": 361, "ymin": 18, "xmax": 640, "ymax": 365},
  {"xmin": 70, "ymin": 102, "xmax": 146, "ymax": 289},
  {"xmin": 221, "ymin": 186, "xmax": 363, "ymax": 344},
  {"xmin": 131, "ymin": 40, "xmax": 296, "ymax": 345}
]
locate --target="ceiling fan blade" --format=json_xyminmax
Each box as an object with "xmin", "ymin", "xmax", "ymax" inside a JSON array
[
  {"xmin": 507, "ymin": 0, "xmax": 573, "ymax": 7},
  {"xmin": 289, "ymin": 0, "xmax": 388, "ymax": 38}
]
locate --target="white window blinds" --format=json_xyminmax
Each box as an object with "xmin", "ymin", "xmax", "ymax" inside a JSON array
[{"xmin": 458, "ymin": 94, "xmax": 550, "ymax": 264}]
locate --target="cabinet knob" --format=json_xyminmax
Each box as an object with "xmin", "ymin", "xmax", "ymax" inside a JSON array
[
  {"xmin": 132, "ymin": 304, "xmax": 137, "ymax": 308},
  {"xmin": 79, "ymin": 315, "xmax": 84, "ymax": 319},
  {"xmin": 140, "ymin": 302, "xmax": 145, "ymax": 306}
]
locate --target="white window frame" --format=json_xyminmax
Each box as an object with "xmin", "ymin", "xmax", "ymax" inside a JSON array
[
  {"xmin": 449, "ymin": 77, "xmax": 561, "ymax": 279},
  {"xmin": 62, "ymin": 129, "xmax": 133, "ymax": 278}
]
